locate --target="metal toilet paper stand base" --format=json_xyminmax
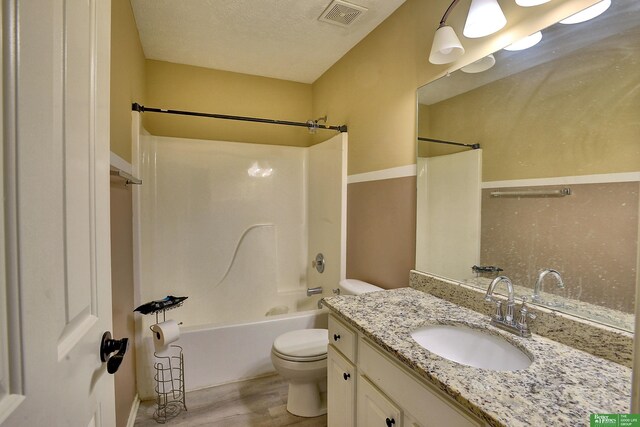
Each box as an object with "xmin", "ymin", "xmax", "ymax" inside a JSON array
[
  {"xmin": 133, "ymin": 300, "xmax": 188, "ymax": 424},
  {"xmin": 153, "ymin": 344, "xmax": 186, "ymax": 423}
]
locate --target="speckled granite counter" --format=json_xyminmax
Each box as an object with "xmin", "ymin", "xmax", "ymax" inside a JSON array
[
  {"xmin": 411, "ymin": 271, "xmax": 634, "ymax": 367},
  {"xmin": 323, "ymin": 288, "xmax": 631, "ymax": 427}
]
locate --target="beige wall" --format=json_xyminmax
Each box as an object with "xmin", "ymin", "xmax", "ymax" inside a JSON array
[
  {"xmin": 110, "ymin": 182, "xmax": 137, "ymax": 427},
  {"xmin": 110, "ymin": 0, "xmax": 145, "ymax": 423},
  {"xmin": 144, "ymin": 60, "xmax": 314, "ymax": 147},
  {"xmin": 347, "ymin": 177, "xmax": 416, "ymax": 288},
  {"xmin": 111, "ymin": 0, "xmax": 146, "ymax": 162}
]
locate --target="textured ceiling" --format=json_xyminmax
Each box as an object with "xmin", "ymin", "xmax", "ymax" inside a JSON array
[{"xmin": 131, "ymin": 0, "xmax": 406, "ymax": 84}]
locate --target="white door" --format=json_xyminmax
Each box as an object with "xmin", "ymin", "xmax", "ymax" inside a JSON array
[
  {"xmin": 415, "ymin": 150, "xmax": 482, "ymax": 280},
  {"xmin": 1, "ymin": 0, "xmax": 116, "ymax": 426}
]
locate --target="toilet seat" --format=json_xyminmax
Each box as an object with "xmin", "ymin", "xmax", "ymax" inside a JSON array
[{"xmin": 272, "ymin": 329, "xmax": 328, "ymax": 362}]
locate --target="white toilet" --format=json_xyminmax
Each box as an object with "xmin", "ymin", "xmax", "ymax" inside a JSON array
[{"xmin": 270, "ymin": 279, "xmax": 382, "ymax": 417}]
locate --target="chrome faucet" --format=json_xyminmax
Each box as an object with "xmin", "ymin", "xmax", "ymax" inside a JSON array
[
  {"xmin": 485, "ymin": 276, "xmax": 516, "ymax": 323},
  {"xmin": 532, "ymin": 269, "xmax": 564, "ymax": 303},
  {"xmin": 307, "ymin": 286, "xmax": 323, "ymax": 297},
  {"xmin": 485, "ymin": 276, "xmax": 536, "ymax": 338}
]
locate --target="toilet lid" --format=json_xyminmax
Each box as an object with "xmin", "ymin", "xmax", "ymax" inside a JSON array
[{"xmin": 272, "ymin": 329, "xmax": 328, "ymax": 359}]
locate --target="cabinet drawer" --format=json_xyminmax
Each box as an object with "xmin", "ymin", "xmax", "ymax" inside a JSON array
[
  {"xmin": 329, "ymin": 315, "xmax": 357, "ymax": 362},
  {"xmin": 359, "ymin": 338, "xmax": 483, "ymax": 427}
]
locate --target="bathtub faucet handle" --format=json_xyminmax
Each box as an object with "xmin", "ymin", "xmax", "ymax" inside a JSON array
[{"xmin": 312, "ymin": 253, "xmax": 325, "ymax": 273}]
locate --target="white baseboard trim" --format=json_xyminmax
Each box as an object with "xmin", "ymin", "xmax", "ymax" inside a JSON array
[
  {"xmin": 126, "ymin": 394, "xmax": 141, "ymax": 427},
  {"xmin": 348, "ymin": 164, "xmax": 416, "ymax": 184}
]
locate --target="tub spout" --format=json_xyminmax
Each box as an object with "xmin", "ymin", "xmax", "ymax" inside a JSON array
[{"xmin": 307, "ymin": 286, "xmax": 323, "ymax": 297}]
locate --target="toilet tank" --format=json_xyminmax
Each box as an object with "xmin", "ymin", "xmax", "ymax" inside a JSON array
[{"xmin": 338, "ymin": 279, "xmax": 383, "ymax": 295}]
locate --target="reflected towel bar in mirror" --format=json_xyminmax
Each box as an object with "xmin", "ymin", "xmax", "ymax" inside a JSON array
[
  {"xmin": 490, "ymin": 188, "xmax": 571, "ymax": 198},
  {"xmin": 110, "ymin": 169, "xmax": 142, "ymax": 185},
  {"xmin": 418, "ymin": 136, "xmax": 480, "ymax": 150}
]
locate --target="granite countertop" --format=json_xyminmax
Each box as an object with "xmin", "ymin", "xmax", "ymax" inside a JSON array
[{"xmin": 322, "ymin": 288, "xmax": 631, "ymax": 427}]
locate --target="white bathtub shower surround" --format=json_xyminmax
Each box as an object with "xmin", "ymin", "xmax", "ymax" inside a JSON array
[{"xmin": 138, "ymin": 133, "xmax": 346, "ymax": 329}]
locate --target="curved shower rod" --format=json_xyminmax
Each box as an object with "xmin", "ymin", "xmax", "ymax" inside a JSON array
[{"xmin": 132, "ymin": 103, "xmax": 348, "ymax": 133}]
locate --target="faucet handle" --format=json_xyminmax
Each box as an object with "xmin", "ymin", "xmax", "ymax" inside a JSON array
[
  {"xmin": 518, "ymin": 297, "xmax": 537, "ymax": 331},
  {"xmin": 488, "ymin": 298, "xmax": 503, "ymax": 321}
]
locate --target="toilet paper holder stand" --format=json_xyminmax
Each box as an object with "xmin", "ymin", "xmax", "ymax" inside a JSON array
[{"xmin": 134, "ymin": 298, "xmax": 188, "ymax": 423}]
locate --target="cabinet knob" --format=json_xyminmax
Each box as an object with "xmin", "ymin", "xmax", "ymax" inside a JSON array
[
  {"xmin": 333, "ymin": 334, "xmax": 341, "ymax": 341},
  {"xmin": 343, "ymin": 372, "xmax": 350, "ymax": 381},
  {"xmin": 385, "ymin": 418, "xmax": 396, "ymax": 427}
]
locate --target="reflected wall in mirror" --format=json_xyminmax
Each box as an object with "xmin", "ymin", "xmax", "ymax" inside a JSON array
[{"xmin": 416, "ymin": 0, "xmax": 640, "ymax": 331}]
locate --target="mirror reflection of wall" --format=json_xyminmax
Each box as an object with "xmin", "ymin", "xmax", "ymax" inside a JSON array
[{"xmin": 416, "ymin": 0, "xmax": 640, "ymax": 331}]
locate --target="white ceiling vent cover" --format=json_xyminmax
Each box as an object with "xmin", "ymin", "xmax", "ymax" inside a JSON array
[{"xmin": 319, "ymin": 0, "xmax": 368, "ymax": 27}]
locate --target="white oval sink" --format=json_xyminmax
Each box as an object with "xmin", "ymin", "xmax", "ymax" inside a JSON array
[{"xmin": 410, "ymin": 324, "xmax": 532, "ymax": 371}]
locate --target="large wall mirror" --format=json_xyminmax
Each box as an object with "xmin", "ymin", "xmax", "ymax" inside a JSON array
[{"xmin": 416, "ymin": 0, "xmax": 639, "ymax": 332}]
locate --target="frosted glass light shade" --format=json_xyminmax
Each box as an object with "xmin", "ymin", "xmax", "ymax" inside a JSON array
[
  {"xmin": 429, "ymin": 25, "xmax": 465, "ymax": 64},
  {"xmin": 504, "ymin": 31, "xmax": 542, "ymax": 51},
  {"xmin": 516, "ymin": 0, "xmax": 551, "ymax": 6},
  {"xmin": 560, "ymin": 0, "xmax": 611, "ymax": 24},
  {"xmin": 461, "ymin": 54, "xmax": 496, "ymax": 73},
  {"xmin": 463, "ymin": 0, "xmax": 507, "ymax": 38}
]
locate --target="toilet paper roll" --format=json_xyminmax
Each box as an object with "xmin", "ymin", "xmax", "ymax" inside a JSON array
[{"xmin": 151, "ymin": 320, "xmax": 180, "ymax": 352}]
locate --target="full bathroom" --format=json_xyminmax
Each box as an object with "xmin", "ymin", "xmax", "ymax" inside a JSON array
[{"xmin": 102, "ymin": 0, "xmax": 640, "ymax": 426}]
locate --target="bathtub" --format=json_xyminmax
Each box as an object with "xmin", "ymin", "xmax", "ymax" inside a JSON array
[{"xmin": 138, "ymin": 307, "xmax": 328, "ymax": 400}]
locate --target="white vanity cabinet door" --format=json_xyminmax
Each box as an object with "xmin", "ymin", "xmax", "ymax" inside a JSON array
[
  {"xmin": 357, "ymin": 375, "xmax": 402, "ymax": 427},
  {"xmin": 328, "ymin": 345, "xmax": 356, "ymax": 427}
]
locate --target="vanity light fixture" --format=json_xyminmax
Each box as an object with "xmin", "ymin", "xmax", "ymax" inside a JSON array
[
  {"xmin": 559, "ymin": 0, "xmax": 611, "ymax": 24},
  {"xmin": 503, "ymin": 31, "xmax": 543, "ymax": 51},
  {"xmin": 429, "ymin": 0, "xmax": 507, "ymax": 65},
  {"xmin": 429, "ymin": 0, "xmax": 465, "ymax": 64}
]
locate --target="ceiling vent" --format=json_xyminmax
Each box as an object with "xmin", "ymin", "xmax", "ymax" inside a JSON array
[{"xmin": 319, "ymin": 0, "xmax": 368, "ymax": 27}]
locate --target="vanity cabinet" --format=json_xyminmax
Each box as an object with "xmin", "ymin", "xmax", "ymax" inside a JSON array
[{"xmin": 328, "ymin": 314, "xmax": 484, "ymax": 427}]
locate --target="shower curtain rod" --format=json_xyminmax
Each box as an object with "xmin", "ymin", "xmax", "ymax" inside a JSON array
[
  {"xmin": 418, "ymin": 136, "xmax": 480, "ymax": 150},
  {"xmin": 132, "ymin": 103, "xmax": 347, "ymax": 133}
]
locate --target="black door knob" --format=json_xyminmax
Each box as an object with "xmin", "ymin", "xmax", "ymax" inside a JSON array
[
  {"xmin": 333, "ymin": 334, "xmax": 341, "ymax": 341},
  {"xmin": 385, "ymin": 417, "xmax": 396, "ymax": 427},
  {"xmin": 100, "ymin": 331, "xmax": 129, "ymax": 374},
  {"xmin": 343, "ymin": 372, "xmax": 350, "ymax": 380}
]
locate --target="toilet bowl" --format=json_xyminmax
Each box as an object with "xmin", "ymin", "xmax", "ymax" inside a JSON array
[
  {"xmin": 271, "ymin": 328, "xmax": 329, "ymax": 417},
  {"xmin": 271, "ymin": 280, "xmax": 382, "ymax": 417}
]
